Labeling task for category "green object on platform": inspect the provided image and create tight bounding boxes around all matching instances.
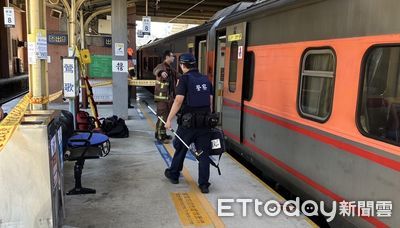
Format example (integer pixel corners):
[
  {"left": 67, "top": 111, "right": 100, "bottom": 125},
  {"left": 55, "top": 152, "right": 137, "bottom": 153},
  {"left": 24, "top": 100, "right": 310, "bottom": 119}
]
[{"left": 89, "top": 55, "right": 112, "bottom": 78}]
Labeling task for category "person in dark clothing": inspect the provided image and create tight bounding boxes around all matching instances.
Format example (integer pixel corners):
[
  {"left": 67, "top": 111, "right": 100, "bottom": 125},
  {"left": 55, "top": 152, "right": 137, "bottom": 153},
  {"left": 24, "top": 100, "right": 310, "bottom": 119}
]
[
  {"left": 164, "top": 53, "right": 214, "bottom": 193},
  {"left": 128, "top": 48, "right": 135, "bottom": 108},
  {"left": 153, "top": 50, "right": 180, "bottom": 142}
]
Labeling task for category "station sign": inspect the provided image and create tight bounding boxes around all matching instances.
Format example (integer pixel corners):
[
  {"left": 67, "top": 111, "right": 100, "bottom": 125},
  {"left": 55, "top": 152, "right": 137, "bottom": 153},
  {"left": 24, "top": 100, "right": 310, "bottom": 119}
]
[
  {"left": 48, "top": 34, "right": 68, "bottom": 45},
  {"left": 62, "top": 57, "right": 79, "bottom": 98},
  {"left": 104, "top": 37, "right": 112, "bottom": 47},
  {"left": 142, "top": 16, "right": 151, "bottom": 35},
  {"left": 3, "top": 7, "right": 15, "bottom": 28}
]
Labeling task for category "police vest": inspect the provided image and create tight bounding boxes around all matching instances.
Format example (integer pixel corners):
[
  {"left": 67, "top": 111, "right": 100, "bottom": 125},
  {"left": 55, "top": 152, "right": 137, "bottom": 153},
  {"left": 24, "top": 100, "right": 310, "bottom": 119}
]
[{"left": 184, "top": 71, "right": 211, "bottom": 108}]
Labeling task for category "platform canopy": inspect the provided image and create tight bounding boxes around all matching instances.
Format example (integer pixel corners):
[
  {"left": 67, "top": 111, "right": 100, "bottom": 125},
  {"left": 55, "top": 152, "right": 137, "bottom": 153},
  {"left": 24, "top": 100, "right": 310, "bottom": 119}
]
[{"left": 46, "top": 0, "right": 258, "bottom": 24}]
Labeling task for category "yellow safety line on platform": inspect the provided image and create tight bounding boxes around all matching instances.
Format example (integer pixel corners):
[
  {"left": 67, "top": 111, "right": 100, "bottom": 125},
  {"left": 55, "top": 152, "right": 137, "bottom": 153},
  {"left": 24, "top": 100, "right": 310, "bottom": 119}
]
[
  {"left": 170, "top": 192, "right": 213, "bottom": 226},
  {"left": 140, "top": 103, "right": 225, "bottom": 228}
]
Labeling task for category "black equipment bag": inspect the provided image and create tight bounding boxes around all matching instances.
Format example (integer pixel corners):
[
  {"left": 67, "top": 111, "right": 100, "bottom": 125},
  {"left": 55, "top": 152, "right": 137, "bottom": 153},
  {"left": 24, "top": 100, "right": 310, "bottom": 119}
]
[
  {"left": 55, "top": 110, "right": 75, "bottom": 152},
  {"left": 101, "top": 115, "right": 129, "bottom": 138},
  {"left": 209, "top": 128, "right": 226, "bottom": 175}
]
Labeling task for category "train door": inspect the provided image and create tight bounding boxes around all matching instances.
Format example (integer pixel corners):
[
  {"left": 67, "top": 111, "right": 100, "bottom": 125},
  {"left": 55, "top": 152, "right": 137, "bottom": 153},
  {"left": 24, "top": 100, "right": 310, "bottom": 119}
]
[
  {"left": 222, "top": 22, "right": 247, "bottom": 143},
  {"left": 215, "top": 36, "right": 226, "bottom": 119}
]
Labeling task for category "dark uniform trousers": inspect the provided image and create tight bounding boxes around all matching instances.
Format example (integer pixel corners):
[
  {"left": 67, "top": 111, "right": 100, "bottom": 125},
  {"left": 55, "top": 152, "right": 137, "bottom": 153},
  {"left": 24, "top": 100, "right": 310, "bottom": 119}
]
[
  {"left": 156, "top": 99, "right": 174, "bottom": 138},
  {"left": 170, "top": 126, "right": 211, "bottom": 186}
]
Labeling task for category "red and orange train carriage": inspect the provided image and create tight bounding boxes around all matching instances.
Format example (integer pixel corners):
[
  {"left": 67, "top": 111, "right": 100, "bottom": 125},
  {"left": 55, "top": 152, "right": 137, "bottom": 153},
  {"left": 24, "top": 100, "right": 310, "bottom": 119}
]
[{"left": 138, "top": 0, "right": 400, "bottom": 227}]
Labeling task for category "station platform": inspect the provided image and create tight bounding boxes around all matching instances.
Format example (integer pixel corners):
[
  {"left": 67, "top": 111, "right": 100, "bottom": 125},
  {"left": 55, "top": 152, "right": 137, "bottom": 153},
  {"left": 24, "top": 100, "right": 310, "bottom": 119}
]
[{"left": 54, "top": 88, "right": 317, "bottom": 227}]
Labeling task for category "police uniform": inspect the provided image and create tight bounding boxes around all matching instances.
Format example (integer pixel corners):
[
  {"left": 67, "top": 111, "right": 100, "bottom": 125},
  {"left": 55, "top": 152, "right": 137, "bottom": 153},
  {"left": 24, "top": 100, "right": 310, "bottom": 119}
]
[
  {"left": 153, "top": 61, "right": 179, "bottom": 140},
  {"left": 165, "top": 54, "right": 213, "bottom": 192}
]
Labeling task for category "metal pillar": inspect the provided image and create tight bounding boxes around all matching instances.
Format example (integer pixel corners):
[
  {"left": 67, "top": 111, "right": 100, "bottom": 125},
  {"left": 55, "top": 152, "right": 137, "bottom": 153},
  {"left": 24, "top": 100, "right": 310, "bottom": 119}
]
[
  {"left": 128, "top": 5, "right": 137, "bottom": 101},
  {"left": 112, "top": 0, "right": 128, "bottom": 119},
  {"left": 68, "top": 0, "right": 77, "bottom": 125},
  {"left": 80, "top": 10, "right": 88, "bottom": 108},
  {"left": 26, "top": 0, "right": 48, "bottom": 110}
]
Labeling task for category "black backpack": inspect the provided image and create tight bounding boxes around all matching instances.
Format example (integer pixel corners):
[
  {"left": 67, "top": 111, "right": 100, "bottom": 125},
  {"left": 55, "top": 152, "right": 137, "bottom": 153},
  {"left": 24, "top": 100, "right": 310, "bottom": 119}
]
[
  {"left": 209, "top": 128, "right": 226, "bottom": 175},
  {"left": 101, "top": 116, "right": 129, "bottom": 138}
]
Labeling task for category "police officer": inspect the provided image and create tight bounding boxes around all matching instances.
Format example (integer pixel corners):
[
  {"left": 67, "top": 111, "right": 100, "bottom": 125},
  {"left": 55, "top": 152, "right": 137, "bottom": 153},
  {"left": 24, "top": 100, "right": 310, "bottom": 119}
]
[
  {"left": 153, "top": 50, "right": 180, "bottom": 142},
  {"left": 164, "top": 53, "right": 213, "bottom": 193}
]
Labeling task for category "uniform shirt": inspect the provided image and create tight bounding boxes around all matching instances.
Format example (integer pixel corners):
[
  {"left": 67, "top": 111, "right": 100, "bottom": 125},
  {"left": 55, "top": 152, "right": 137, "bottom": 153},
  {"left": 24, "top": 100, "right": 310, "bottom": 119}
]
[{"left": 176, "top": 69, "right": 213, "bottom": 114}]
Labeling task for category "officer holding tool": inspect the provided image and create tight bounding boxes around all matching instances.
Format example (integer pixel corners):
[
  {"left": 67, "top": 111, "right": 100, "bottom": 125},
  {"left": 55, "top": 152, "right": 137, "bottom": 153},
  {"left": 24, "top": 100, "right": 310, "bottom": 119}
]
[{"left": 164, "top": 53, "right": 214, "bottom": 193}]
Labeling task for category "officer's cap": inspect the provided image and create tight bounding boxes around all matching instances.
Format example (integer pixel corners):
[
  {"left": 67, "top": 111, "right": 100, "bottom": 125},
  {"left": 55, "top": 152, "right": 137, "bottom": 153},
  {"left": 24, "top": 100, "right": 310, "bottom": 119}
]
[{"left": 179, "top": 53, "right": 196, "bottom": 65}]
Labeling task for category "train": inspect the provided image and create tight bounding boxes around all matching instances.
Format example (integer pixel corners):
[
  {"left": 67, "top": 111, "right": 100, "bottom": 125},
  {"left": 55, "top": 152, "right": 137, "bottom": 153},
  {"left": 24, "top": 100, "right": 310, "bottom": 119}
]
[
  {"left": 137, "top": 0, "right": 400, "bottom": 227},
  {"left": 0, "top": 75, "right": 29, "bottom": 105}
]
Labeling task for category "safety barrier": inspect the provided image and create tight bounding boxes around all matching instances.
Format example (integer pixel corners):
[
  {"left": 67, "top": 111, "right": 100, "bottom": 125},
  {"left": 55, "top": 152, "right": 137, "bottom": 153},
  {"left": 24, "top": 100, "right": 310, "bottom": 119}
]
[
  {"left": 81, "top": 79, "right": 156, "bottom": 88},
  {"left": 0, "top": 90, "right": 63, "bottom": 153}
]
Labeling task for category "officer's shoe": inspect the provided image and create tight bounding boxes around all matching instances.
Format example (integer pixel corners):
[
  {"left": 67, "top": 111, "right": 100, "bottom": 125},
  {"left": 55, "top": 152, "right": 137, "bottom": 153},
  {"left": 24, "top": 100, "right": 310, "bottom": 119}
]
[
  {"left": 199, "top": 184, "right": 210, "bottom": 194},
  {"left": 164, "top": 168, "right": 179, "bottom": 184}
]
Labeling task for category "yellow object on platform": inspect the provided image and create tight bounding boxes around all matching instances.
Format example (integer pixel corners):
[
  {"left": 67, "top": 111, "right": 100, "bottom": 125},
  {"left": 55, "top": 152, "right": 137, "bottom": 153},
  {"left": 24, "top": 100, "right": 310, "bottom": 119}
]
[
  {"left": 80, "top": 49, "right": 91, "bottom": 64},
  {"left": 0, "top": 95, "right": 30, "bottom": 152},
  {"left": 128, "top": 79, "right": 155, "bottom": 86},
  {"left": 29, "top": 90, "right": 63, "bottom": 104},
  {"left": 81, "top": 79, "right": 156, "bottom": 88},
  {"left": 170, "top": 192, "right": 212, "bottom": 226},
  {"left": 0, "top": 90, "right": 62, "bottom": 153},
  {"left": 81, "top": 80, "right": 113, "bottom": 88}
]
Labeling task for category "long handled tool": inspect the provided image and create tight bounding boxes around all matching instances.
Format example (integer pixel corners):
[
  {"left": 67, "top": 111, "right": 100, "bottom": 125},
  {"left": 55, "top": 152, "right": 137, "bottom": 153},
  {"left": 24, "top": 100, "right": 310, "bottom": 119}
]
[{"left": 146, "top": 104, "right": 203, "bottom": 157}]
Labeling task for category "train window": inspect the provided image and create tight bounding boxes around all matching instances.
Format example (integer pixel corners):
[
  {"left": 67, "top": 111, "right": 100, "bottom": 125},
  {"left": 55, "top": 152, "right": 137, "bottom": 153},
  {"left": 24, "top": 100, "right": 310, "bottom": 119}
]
[
  {"left": 299, "top": 49, "right": 336, "bottom": 122},
  {"left": 149, "top": 57, "right": 155, "bottom": 71},
  {"left": 229, "top": 41, "right": 238, "bottom": 92},
  {"left": 144, "top": 57, "right": 148, "bottom": 71},
  {"left": 358, "top": 45, "right": 400, "bottom": 146},
  {"left": 243, "top": 51, "right": 255, "bottom": 101}
]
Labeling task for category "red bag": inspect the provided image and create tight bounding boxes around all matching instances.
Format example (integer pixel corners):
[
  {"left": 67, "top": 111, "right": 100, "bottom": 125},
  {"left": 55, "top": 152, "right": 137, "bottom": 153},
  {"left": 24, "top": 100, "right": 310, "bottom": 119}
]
[{"left": 76, "top": 111, "right": 95, "bottom": 131}]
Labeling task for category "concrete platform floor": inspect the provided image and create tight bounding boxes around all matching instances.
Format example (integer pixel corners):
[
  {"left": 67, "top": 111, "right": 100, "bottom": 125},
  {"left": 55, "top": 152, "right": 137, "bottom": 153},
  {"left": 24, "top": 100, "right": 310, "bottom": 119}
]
[{"left": 52, "top": 88, "right": 316, "bottom": 228}]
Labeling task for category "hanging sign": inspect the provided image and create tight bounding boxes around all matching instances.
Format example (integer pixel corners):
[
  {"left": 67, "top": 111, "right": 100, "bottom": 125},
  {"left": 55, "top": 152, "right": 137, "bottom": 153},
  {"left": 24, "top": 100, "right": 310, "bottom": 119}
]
[
  {"left": 142, "top": 16, "right": 151, "bottom": 35},
  {"left": 3, "top": 7, "right": 15, "bottom": 27},
  {"left": 63, "top": 57, "right": 79, "bottom": 98}
]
